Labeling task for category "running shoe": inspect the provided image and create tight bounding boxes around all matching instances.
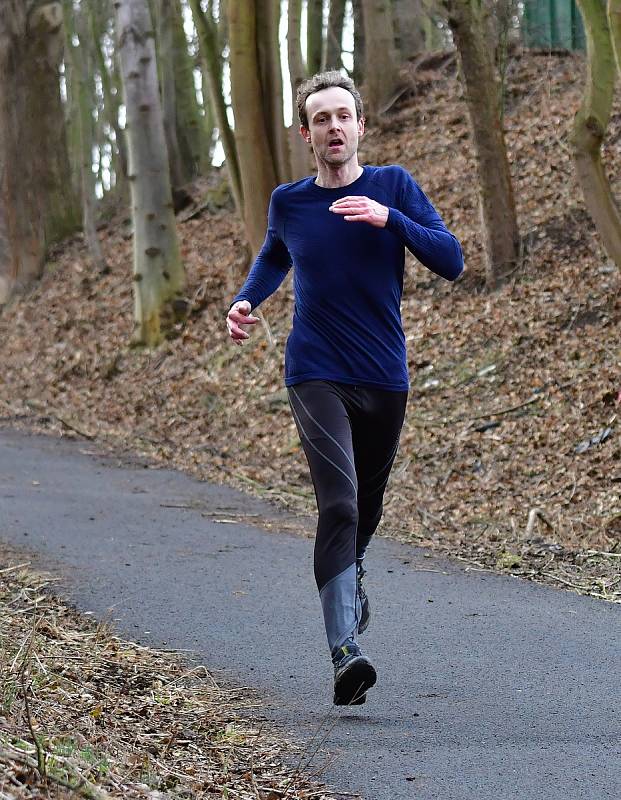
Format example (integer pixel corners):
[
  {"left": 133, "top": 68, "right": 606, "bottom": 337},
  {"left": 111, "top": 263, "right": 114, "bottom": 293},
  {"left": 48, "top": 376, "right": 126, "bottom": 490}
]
[
  {"left": 357, "top": 561, "right": 370, "bottom": 634},
  {"left": 332, "top": 640, "right": 377, "bottom": 706}
]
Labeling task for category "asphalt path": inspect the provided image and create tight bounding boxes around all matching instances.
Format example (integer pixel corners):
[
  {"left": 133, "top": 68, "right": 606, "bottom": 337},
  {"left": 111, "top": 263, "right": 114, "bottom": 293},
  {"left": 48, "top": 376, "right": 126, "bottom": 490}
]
[{"left": 0, "top": 429, "right": 619, "bottom": 800}]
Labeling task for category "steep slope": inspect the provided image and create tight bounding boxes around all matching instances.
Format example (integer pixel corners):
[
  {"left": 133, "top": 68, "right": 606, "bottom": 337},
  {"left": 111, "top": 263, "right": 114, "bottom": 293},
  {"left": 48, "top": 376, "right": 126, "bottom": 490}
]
[{"left": 0, "top": 50, "right": 619, "bottom": 600}]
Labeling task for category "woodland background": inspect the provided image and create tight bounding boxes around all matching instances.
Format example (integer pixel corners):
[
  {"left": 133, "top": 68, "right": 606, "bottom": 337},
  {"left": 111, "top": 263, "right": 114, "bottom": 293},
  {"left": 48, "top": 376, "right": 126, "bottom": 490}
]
[{"left": 0, "top": 0, "right": 620, "bottom": 605}]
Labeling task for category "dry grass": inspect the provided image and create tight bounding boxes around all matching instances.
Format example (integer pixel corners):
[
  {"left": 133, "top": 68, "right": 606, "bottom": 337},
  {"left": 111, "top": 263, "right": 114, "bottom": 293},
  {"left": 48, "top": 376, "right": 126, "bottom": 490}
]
[{"left": 0, "top": 558, "right": 343, "bottom": 800}]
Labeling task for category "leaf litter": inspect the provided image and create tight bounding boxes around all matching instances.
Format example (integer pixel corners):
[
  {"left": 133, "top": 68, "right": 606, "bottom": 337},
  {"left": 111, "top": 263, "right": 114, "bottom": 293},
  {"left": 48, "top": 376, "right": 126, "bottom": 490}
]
[
  {"left": 0, "top": 557, "right": 343, "bottom": 799},
  {"left": 0, "top": 50, "right": 619, "bottom": 606}
]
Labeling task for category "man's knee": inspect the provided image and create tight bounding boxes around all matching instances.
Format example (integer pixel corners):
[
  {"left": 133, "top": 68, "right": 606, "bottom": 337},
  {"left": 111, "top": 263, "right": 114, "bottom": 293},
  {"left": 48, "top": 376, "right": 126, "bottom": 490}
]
[{"left": 319, "top": 495, "right": 358, "bottom": 528}]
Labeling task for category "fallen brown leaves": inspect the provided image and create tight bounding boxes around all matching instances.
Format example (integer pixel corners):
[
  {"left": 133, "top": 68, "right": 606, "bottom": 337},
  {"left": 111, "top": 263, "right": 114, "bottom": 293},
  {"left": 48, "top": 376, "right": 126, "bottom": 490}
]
[
  {"left": 0, "top": 50, "right": 619, "bottom": 603},
  {"left": 0, "top": 559, "right": 341, "bottom": 799}
]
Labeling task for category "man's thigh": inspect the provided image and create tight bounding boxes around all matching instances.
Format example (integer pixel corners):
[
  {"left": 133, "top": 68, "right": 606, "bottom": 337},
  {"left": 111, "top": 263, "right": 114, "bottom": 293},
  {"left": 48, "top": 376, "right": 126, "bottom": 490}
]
[
  {"left": 351, "top": 387, "right": 408, "bottom": 495},
  {"left": 287, "top": 381, "right": 358, "bottom": 500}
]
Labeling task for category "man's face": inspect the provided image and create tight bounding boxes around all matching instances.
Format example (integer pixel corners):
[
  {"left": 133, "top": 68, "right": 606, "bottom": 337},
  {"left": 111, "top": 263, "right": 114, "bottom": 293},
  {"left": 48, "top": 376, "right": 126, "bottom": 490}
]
[{"left": 301, "top": 86, "right": 365, "bottom": 167}]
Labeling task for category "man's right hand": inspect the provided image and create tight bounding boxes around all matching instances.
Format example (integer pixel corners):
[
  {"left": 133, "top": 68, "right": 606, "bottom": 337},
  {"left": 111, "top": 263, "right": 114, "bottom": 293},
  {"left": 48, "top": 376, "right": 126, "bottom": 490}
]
[{"left": 226, "top": 300, "right": 259, "bottom": 346}]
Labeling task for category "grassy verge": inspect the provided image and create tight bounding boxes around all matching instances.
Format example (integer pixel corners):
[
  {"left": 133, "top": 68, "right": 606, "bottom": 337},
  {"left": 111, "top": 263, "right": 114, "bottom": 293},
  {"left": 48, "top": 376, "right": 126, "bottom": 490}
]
[{"left": 0, "top": 557, "right": 341, "bottom": 800}]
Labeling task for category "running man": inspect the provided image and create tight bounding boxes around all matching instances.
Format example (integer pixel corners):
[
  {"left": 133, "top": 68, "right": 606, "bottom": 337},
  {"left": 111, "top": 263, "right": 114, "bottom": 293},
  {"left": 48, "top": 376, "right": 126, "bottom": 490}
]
[{"left": 226, "top": 71, "right": 463, "bottom": 705}]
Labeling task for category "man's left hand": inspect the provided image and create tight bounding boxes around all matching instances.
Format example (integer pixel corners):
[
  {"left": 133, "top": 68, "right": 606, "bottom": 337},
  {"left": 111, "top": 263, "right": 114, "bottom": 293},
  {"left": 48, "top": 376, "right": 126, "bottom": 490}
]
[{"left": 329, "top": 196, "right": 389, "bottom": 228}]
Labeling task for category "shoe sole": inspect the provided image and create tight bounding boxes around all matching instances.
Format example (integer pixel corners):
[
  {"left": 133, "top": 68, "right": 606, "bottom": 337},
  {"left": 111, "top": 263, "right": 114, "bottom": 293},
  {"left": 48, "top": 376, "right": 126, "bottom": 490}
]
[
  {"left": 333, "top": 656, "right": 377, "bottom": 706},
  {"left": 358, "top": 610, "right": 369, "bottom": 635}
]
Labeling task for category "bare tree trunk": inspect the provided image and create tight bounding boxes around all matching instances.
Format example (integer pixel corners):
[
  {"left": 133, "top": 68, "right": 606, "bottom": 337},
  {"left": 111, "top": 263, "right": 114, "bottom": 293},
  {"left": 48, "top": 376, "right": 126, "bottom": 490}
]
[
  {"left": 0, "top": 0, "right": 78, "bottom": 303},
  {"left": 228, "top": 0, "right": 277, "bottom": 256},
  {"left": 307, "top": 0, "right": 323, "bottom": 75},
  {"left": 65, "top": 0, "right": 108, "bottom": 273},
  {"left": 115, "top": 0, "right": 184, "bottom": 347},
  {"left": 353, "top": 0, "right": 366, "bottom": 85},
  {"left": 287, "top": 0, "right": 313, "bottom": 179},
  {"left": 325, "top": 0, "right": 346, "bottom": 69},
  {"left": 393, "top": 0, "right": 426, "bottom": 59},
  {"left": 188, "top": 0, "right": 243, "bottom": 213},
  {"left": 257, "top": 0, "right": 291, "bottom": 184},
  {"left": 170, "top": 0, "right": 204, "bottom": 177},
  {"left": 361, "top": 0, "right": 400, "bottom": 116},
  {"left": 445, "top": 0, "right": 520, "bottom": 287},
  {"left": 90, "top": 3, "right": 128, "bottom": 178},
  {"left": 566, "top": 0, "right": 621, "bottom": 269},
  {"left": 157, "top": 0, "right": 187, "bottom": 193}
]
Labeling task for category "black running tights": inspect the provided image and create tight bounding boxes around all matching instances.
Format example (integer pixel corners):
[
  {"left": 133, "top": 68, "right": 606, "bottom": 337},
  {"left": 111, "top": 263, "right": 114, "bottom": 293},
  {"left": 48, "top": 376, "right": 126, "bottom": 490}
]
[{"left": 287, "top": 380, "right": 408, "bottom": 653}]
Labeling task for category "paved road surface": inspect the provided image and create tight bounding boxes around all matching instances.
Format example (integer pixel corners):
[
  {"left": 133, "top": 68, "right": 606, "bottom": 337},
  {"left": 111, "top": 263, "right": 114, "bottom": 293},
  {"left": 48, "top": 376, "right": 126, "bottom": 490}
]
[{"left": 0, "top": 429, "right": 619, "bottom": 800}]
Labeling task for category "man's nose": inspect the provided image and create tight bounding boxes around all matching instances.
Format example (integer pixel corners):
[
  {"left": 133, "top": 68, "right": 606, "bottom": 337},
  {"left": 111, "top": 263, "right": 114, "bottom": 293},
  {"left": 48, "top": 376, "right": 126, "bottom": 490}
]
[{"left": 328, "top": 117, "right": 342, "bottom": 132}]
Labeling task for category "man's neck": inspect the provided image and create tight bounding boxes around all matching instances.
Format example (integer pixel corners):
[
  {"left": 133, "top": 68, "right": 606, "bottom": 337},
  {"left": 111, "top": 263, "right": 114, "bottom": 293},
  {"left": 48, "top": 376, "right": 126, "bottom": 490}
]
[{"left": 314, "top": 159, "right": 363, "bottom": 189}]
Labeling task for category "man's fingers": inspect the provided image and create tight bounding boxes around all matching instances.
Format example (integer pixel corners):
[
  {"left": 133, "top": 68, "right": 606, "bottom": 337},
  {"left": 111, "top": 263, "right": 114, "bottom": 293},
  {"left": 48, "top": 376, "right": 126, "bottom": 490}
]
[
  {"left": 330, "top": 195, "right": 367, "bottom": 205},
  {"left": 330, "top": 205, "right": 367, "bottom": 215},
  {"left": 344, "top": 214, "right": 371, "bottom": 222},
  {"left": 229, "top": 325, "right": 249, "bottom": 339},
  {"left": 229, "top": 310, "right": 259, "bottom": 324}
]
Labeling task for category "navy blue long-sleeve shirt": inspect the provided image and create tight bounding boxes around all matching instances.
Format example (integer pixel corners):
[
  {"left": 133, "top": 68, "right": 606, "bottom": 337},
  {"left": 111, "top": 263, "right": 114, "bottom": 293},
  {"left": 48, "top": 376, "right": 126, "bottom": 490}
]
[{"left": 231, "top": 164, "right": 463, "bottom": 391}]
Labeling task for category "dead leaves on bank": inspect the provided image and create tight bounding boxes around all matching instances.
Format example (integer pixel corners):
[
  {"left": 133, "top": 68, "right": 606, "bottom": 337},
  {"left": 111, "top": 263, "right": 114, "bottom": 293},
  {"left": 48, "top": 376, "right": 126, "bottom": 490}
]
[
  {"left": 0, "top": 51, "right": 619, "bottom": 602},
  {"left": 0, "top": 562, "right": 339, "bottom": 799}
]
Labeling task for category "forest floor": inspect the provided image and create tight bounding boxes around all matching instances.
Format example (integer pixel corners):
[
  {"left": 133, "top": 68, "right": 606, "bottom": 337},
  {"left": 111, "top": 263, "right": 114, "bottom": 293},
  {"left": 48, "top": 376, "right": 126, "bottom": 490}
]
[
  {"left": 0, "top": 49, "right": 619, "bottom": 603},
  {"left": 0, "top": 554, "right": 340, "bottom": 799}
]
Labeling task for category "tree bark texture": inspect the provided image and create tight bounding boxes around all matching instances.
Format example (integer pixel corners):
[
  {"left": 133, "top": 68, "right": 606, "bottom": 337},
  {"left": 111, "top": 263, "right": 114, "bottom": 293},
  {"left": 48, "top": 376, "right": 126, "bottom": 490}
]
[
  {"left": 189, "top": 0, "right": 243, "bottom": 213},
  {"left": 157, "top": 0, "right": 187, "bottom": 189},
  {"left": 393, "top": 0, "right": 426, "bottom": 59},
  {"left": 115, "top": 0, "right": 184, "bottom": 347},
  {"left": 228, "top": 0, "right": 278, "bottom": 256},
  {"left": 287, "top": 0, "right": 314, "bottom": 179},
  {"left": 353, "top": 0, "right": 365, "bottom": 85},
  {"left": 90, "top": 2, "right": 128, "bottom": 178},
  {"left": 0, "top": 0, "right": 77, "bottom": 303},
  {"left": 170, "top": 0, "right": 206, "bottom": 176},
  {"left": 567, "top": 0, "right": 621, "bottom": 269},
  {"left": 445, "top": 0, "right": 520, "bottom": 287},
  {"left": 257, "top": 0, "right": 291, "bottom": 184},
  {"left": 325, "top": 0, "right": 346, "bottom": 69},
  {"left": 307, "top": 0, "right": 323, "bottom": 75},
  {"left": 361, "top": 0, "right": 400, "bottom": 116},
  {"left": 65, "top": 0, "right": 108, "bottom": 273}
]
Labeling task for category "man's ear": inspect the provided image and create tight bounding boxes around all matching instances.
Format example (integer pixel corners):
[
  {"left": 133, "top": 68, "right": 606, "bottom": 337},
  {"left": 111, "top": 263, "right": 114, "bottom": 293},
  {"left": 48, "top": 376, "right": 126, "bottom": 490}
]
[
  {"left": 300, "top": 124, "right": 311, "bottom": 144},
  {"left": 358, "top": 116, "right": 366, "bottom": 137}
]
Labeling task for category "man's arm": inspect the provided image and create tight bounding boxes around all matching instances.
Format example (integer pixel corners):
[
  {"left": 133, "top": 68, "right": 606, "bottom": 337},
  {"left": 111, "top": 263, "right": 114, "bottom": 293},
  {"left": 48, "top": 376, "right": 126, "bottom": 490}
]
[
  {"left": 329, "top": 167, "right": 464, "bottom": 281},
  {"left": 230, "top": 230, "right": 293, "bottom": 310},
  {"left": 230, "top": 191, "right": 293, "bottom": 310},
  {"left": 227, "top": 192, "right": 293, "bottom": 345},
  {"left": 386, "top": 168, "right": 463, "bottom": 280}
]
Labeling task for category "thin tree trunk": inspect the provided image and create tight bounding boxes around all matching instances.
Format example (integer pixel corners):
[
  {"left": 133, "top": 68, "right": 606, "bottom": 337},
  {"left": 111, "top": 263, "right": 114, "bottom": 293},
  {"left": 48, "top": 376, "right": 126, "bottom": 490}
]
[
  {"left": 353, "top": 0, "right": 365, "bottom": 85},
  {"left": 115, "top": 0, "right": 184, "bottom": 347},
  {"left": 0, "top": 0, "right": 78, "bottom": 303},
  {"left": 393, "top": 0, "right": 426, "bottom": 59},
  {"left": 567, "top": 0, "right": 621, "bottom": 269},
  {"left": 361, "top": 0, "right": 400, "bottom": 115},
  {"left": 257, "top": 0, "right": 291, "bottom": 184},
  {"left": 157, "top": 0, "right": 186, "bottom": 190},
  {"left": 307, "top": 0, "right": 323, "bottom": 75},
  {"left": 325, "top": 0, "right": 346, "bottom": 69},
  {"left": 287, "top": 0, "right": 313, "bottom": 179},
  {"left": 188, "top": 0, "right": 243, "bottom": 213},
  {"left": 170, "top": 0, "right": 204, "bottom": 177},
  {"left": 445, "top": 0, "right": 520, "bottom": 286},
  {"left": 65, "top": 0, "right": 108, "bottom": 273},
  {"left": 90, "top": 5, "right": 128, "bottom": 177},
  {"left": 228, "top": 0, "right": 277, "bottom": 256}
]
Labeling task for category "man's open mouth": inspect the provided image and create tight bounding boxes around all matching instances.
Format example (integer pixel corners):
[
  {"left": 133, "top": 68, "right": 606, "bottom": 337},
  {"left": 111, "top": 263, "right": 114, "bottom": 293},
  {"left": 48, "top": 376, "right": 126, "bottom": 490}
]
[{"left": 328, "top": 138, "right": 344, "bottom": 148}]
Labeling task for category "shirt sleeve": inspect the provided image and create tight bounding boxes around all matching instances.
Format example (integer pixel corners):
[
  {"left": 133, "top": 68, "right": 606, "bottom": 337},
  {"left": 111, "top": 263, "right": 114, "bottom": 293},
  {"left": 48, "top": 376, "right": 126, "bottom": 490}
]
[
  {"left": 384, "top": 167, "right": 464, "bottom": 281},
  {"left": 230, "top": 190, "right": 293, "bottom": 310}
]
